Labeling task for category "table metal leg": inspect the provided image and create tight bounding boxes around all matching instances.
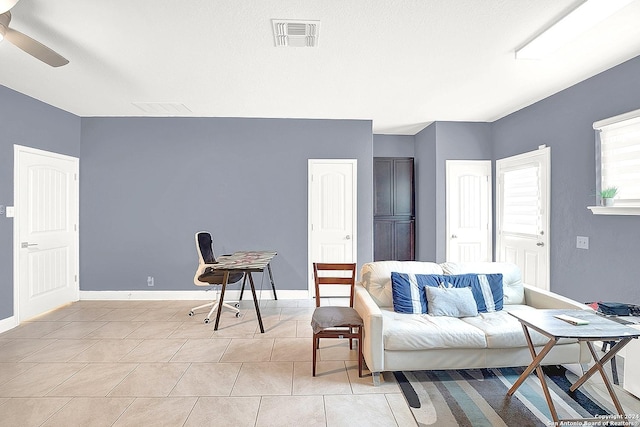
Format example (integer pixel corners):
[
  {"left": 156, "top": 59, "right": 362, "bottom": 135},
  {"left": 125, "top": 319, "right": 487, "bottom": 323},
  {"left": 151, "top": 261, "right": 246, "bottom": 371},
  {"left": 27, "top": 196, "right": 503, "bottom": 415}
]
[
  {"left": 571, "top": 338, "right": 632, "bottom": 391},
  {"left": 239, "top": 274, "right": 248, "bottom": 301},
  {"left": 508, "top": 326, "right": 558, "bottom": 396},
  {"left": 213, "top": 271, "right": 230, "bottom": 331},
  {"left": 267, "top": 264, "right": 278, "bottom": 300},
  {"left": 568, "top": 340, "right": 630, "bottom": 421},
  {"left": 248, "top": 273, "right": 265, "bottom": 333},
  {"left": 535, "top": 364, "right": 560, "bottom": 424},
  {"left": 508, "top": 325, "right": 560, "bottom": 423}
]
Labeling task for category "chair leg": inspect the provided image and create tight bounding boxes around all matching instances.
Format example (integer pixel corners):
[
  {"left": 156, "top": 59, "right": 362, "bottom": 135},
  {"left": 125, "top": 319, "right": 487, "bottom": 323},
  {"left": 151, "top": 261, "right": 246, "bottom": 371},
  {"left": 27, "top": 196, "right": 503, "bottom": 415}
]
[
  {"left": 206, "top": 301, "right": 239, "bottom": 320},
  {"left": 190, "top": 301, "right": 215, "bottom": 313},
  {"left": 357, "top": 328, "right": 363, "bottom": 377},
  {"left": 312, "top": 335, "right": 318, "bottom": 376}
]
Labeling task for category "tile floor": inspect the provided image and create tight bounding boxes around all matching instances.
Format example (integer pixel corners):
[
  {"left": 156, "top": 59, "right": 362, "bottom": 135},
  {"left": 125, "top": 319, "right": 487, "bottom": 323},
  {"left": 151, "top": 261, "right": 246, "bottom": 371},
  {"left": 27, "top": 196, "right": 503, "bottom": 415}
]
[{"left": 0, "top": 298, "right": 416, "bottom": 427}]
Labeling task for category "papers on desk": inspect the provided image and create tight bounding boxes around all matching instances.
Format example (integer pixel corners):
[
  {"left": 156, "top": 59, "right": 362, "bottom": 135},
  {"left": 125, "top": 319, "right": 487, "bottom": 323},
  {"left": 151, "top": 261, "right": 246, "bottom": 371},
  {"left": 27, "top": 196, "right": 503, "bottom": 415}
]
[{"left": 554, "top": 314, "right": 589, "bottom": 326}]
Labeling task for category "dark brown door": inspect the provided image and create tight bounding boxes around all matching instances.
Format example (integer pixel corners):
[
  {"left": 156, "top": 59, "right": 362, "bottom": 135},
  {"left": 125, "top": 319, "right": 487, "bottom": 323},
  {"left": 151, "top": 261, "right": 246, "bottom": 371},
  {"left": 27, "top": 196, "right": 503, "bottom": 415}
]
[{"left": 373, "top": 158, "right": 415, "bottom": 261}]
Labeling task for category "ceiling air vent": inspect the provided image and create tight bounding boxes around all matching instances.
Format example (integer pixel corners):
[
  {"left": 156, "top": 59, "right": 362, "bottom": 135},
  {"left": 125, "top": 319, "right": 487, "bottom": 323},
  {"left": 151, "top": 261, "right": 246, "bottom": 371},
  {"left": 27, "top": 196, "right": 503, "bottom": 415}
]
[{"left": 272, "top": 20, "right": 320, "bottom": 47}]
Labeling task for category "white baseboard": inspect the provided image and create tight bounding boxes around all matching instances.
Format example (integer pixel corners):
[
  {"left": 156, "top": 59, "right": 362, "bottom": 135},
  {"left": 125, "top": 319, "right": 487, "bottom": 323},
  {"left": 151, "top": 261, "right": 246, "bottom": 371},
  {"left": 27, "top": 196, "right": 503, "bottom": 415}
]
[
  {"left": 0, "top": 315, "right": 18, "bottom": 334},
  {"left": 79, "top": 289, "right": 311, "bottom": 301}
]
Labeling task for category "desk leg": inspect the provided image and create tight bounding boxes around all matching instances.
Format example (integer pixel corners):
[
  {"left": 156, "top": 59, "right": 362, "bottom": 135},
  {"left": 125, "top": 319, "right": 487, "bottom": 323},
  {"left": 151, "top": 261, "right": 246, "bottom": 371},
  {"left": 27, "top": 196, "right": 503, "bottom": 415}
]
[
  {"left": 213, "top": 271, "right": 229, "bottom": 331},
  {"left": 508, "top": 325, "right": 560, "bottom": 423},
  {"left": 508, "top": 327, "right": 558, "bottom": 395},
  {"left": 571, "top": 338, "right": 631, "bottom": 392},
  {"left": 568, "top": 340, "right": 631, "bottom": 420},
  {"left": 239, "top": 274, "right": 248, "bottom": 301},
  {"left": 267, "top": 264, "right": 278, "bottom": 300},
  {"left": 248, "top": 273, "right": 265, "bottom": 333}
]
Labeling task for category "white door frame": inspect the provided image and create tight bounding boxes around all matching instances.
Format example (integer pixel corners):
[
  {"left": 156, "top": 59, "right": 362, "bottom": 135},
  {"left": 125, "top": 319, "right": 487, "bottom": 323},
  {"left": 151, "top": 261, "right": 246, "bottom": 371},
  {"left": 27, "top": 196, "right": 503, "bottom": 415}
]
[
  {"left": 308, "top": 159, "right": 357, "bottom": 297},
  {"left": 13, "top": 144, "right": 80, "bottom": 321}
]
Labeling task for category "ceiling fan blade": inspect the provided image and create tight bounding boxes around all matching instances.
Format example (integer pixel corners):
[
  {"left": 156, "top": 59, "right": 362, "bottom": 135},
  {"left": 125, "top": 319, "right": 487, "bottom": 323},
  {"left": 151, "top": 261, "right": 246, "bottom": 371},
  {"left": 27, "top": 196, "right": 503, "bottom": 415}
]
[
  {"left": 0, "top": 0, "right": 18, "bottom": 14},
  {"left": 5, "top": 27, "right": 68, "bottom": 67}
]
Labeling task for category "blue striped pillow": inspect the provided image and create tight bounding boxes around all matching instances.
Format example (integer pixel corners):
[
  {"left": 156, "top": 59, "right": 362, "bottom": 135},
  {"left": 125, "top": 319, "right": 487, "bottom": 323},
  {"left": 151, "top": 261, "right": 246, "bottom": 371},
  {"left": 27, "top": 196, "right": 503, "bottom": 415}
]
[
  {"left": 435, "top": 274, "right": 504, "bottom": 313},
  {"left": 391, "top": 272, "right": 433, "bottom": 314},
  {"left": 391, "top": 272, "right": 503, "bottom": 314}
]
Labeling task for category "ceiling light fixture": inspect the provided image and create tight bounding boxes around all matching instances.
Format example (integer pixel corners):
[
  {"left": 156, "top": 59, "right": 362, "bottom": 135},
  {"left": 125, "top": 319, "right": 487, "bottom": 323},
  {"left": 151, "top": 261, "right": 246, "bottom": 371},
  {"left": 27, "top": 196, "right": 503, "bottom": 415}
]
[{"left": 515, "top": 0, "right": 635, "bottom": 60}]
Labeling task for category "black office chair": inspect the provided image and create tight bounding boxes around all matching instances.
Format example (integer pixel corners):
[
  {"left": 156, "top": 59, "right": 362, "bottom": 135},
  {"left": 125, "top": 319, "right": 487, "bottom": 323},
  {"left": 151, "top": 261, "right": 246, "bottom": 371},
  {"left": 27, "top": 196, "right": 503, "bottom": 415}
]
[{"left": 189, "top": 231, "right": 245, "bottom": 323}]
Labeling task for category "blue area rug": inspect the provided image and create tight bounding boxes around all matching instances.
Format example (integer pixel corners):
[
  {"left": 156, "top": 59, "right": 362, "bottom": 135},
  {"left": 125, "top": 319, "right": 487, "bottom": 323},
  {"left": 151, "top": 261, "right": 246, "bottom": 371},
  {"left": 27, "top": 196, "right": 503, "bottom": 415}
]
[{"left": 394, "top": 365, "right": 638, "bottom": 426}]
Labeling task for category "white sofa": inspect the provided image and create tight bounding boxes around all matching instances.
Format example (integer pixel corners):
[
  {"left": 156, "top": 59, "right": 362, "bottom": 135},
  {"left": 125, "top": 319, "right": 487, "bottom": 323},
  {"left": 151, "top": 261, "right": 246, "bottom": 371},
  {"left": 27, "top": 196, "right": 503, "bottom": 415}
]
[{"left": 353, "top": 261, "right": 593, "bottom": 385}]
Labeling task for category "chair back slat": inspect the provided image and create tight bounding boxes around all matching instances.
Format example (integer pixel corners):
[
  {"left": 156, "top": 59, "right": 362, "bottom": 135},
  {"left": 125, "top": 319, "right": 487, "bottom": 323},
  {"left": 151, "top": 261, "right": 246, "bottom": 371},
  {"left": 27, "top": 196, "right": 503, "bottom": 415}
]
[{"left": 313, "top": 262, "right": 357, "bottom": 307}]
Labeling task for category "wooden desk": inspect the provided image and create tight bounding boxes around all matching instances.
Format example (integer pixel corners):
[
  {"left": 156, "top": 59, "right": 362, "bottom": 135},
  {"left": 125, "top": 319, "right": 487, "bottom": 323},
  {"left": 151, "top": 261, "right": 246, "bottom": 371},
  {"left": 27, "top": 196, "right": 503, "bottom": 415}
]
[
  {"left": 508, "top": 309, "right": 640, "bottom": 425},
  {"left": 209, "top": 251, "right": 277, "bottom": 333}
]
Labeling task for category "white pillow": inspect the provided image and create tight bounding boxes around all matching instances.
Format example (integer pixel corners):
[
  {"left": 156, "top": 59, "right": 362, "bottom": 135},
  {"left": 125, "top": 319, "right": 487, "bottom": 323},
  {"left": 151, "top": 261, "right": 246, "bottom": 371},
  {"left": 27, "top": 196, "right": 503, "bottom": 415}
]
[{"left": 426, "top": 286, "right": 479, "bottom": 318}]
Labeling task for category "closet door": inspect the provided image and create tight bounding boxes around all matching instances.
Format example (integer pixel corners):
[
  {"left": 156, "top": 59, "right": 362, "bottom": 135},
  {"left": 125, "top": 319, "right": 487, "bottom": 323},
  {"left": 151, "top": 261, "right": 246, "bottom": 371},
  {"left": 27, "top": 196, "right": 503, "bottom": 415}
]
[{"left": 373, "top": 158, "right": 415, "bottom": 261}]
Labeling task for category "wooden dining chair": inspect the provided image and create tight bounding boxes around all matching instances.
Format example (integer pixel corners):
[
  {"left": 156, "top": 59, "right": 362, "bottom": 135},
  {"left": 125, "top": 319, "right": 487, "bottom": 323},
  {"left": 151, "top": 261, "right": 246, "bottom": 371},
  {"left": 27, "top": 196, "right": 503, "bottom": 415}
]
[{"left": 311, "top": 262, "right": 363, "bottom": 377}]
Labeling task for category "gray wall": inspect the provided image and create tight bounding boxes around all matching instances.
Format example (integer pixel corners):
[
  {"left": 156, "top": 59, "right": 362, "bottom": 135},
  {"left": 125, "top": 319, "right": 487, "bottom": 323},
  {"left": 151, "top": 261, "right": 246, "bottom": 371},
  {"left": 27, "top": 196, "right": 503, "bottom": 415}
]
[
  {"left": 0, "top": 86, "right": 81, "bottom": 320},
  {"left": 433, "top": 122, "right": 493, "bottom": 262},
  {"left": 80, "top": 117, "right": 374, "bottom": 293},
  {"left": 492, "top": 55, "right": 640, "bottom": 304},
  {"left": 3, "top": 52, "right": 640, "bottom": 321},
  {"left": 373, "top": 134, "right": 415, "bottom": 157},
  {"left": 414, "top": 124, "right": 437, "bottom": 261},
  {"left": 414, "top": 122, "right": 492, "bottom": 262}
]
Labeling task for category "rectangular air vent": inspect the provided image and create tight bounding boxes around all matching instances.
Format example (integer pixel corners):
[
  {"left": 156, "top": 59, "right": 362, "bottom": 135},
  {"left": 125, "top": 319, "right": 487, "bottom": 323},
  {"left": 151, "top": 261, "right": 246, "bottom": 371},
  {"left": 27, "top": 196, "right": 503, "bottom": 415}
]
[{"left": 272, "top": 20, "right": 320, "bottom": 47}]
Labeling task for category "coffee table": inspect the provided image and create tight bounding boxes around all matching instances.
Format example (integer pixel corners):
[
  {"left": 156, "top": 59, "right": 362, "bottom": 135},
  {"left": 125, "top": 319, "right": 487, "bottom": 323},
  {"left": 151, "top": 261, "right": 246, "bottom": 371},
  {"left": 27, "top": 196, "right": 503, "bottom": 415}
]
[{"left": 508, "top": 309, "right": 640, "bottom": 425}]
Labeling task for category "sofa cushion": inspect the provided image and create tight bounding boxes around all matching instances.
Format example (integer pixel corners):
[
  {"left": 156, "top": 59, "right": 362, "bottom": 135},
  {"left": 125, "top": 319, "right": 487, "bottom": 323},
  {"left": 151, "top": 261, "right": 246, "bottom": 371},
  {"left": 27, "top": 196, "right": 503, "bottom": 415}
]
[
  {"left": 360, "top": 261, "right": 443, "bottom": 308},
  {"left": 426, "top": 285, "right": 478, "bottom": 317},
  {"left": 381, "top": 309, "right": 487, "bottom": 351},
  {"left": 460, "top": 305, "right": 550, "bottom": 348},
  {"left": 440, "top": 262, "right": 525, "bottom": 305}
]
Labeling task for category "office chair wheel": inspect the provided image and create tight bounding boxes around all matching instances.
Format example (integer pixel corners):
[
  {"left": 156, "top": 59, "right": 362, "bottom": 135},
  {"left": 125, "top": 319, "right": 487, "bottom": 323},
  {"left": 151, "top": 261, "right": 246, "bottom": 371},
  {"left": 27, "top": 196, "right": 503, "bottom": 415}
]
[
  {"left": 204, "top": 318, "right": 210, "bottom": 324},
  {"left": 235, "top": 312, "right": 242, "bottom": 318},
  {"left": 234, "top": 303, "right": 241, "bottom": 308},
  {"left": 188, "top": 311, "right": 195, "bottom": 317}
]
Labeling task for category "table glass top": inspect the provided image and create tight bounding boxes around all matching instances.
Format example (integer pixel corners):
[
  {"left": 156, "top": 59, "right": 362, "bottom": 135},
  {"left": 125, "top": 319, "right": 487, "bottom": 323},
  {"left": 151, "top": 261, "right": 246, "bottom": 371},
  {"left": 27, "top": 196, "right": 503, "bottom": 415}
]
[
  {"left": 509, "top": 309, "right": 640, "bottom": 339},
  {"left": 211, "top": 251, "right": 277, "bottom": 270}
]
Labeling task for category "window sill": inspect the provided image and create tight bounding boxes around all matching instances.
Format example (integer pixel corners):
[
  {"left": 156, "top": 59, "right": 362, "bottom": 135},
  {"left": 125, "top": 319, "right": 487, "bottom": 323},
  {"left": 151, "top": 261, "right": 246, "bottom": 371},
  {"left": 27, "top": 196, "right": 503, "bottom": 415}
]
[{"left": 587, "top": 206, "right": 640, "bottom": 216}]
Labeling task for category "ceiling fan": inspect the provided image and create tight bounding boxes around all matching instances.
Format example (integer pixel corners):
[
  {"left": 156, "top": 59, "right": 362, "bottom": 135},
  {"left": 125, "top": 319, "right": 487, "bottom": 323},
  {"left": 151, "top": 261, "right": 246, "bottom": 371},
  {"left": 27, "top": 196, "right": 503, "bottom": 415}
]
[{"left": 0, "top": 0, "right": 68, "bottom": 67}]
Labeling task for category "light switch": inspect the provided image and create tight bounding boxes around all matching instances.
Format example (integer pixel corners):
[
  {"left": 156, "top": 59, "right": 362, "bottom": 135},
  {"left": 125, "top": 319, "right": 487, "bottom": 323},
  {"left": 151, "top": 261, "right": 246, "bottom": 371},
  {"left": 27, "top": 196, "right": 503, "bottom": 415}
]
[{"left": 6, "top": 206, "right": 14, "bottom": 218}]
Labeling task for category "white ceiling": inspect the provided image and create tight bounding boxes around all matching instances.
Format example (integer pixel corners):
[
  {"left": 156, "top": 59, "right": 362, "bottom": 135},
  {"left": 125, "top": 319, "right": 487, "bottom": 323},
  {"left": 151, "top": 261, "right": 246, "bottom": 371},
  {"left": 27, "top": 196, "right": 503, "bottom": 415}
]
[{"left": 2, "top": 0, "right": 640, "bottom": 135}]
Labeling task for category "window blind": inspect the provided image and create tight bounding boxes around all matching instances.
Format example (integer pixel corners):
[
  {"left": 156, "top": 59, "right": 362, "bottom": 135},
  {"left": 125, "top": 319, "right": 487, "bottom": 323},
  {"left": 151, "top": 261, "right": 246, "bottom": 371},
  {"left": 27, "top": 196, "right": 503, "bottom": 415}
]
[
  {"left": 595, "top": 110, "right": 640, "bottom": 204},
  {"left": 502, "top": 166, "right": 540, "bottom": 235}
]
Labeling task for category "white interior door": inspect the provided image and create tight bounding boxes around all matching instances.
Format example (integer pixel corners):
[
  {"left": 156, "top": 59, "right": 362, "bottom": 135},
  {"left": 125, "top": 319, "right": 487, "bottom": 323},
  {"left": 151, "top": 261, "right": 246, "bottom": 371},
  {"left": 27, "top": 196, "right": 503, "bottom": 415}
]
[
  {"left": 446, "top": 160, "right": 492, "bottom": 262},
  {"left": 496, "top": 147, "right": 550, "bottom": 290},
  {"left": 308, "top": 159, "right": 357, "bottom": 297},
  {"left": 14, "top": 145, "right": 79, "bottom": 321}
]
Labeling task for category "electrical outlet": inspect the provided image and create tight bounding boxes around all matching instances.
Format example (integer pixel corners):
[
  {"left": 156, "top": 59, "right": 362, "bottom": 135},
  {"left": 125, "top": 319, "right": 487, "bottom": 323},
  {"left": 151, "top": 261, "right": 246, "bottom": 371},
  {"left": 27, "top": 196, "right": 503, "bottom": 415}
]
[
  {"left": 576, "top": 236, "right": 589, "bottom": 250},
  {"left": 147, "top": 276, "right": 154, "bottom": 287}
]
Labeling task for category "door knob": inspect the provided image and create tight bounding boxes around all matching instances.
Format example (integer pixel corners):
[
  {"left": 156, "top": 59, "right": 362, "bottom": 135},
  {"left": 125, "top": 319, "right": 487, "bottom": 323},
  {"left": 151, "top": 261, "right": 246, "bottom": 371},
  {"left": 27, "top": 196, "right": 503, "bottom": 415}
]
[
  {"left": 21, "top": 242, "right": 38, "bottom": 248},
  {"left": 345, "top": 235, "right": 351, "bottom": 240},
  {"left": 451, "top": 235, "right": 458, "bottom": 239},
  {"left": 536, "top": 242, "right": 544, "bottom": 247}
]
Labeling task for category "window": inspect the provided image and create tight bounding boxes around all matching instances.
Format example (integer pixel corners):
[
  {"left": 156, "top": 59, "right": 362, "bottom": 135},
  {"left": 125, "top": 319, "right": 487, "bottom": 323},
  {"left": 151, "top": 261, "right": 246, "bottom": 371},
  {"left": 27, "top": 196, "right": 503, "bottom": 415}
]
[
  {"left": 501, "top": 166, "right": 541, "bottom": 236},
  {"left": 593, "top": 108, "right": 640, "bottom": 209}
]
